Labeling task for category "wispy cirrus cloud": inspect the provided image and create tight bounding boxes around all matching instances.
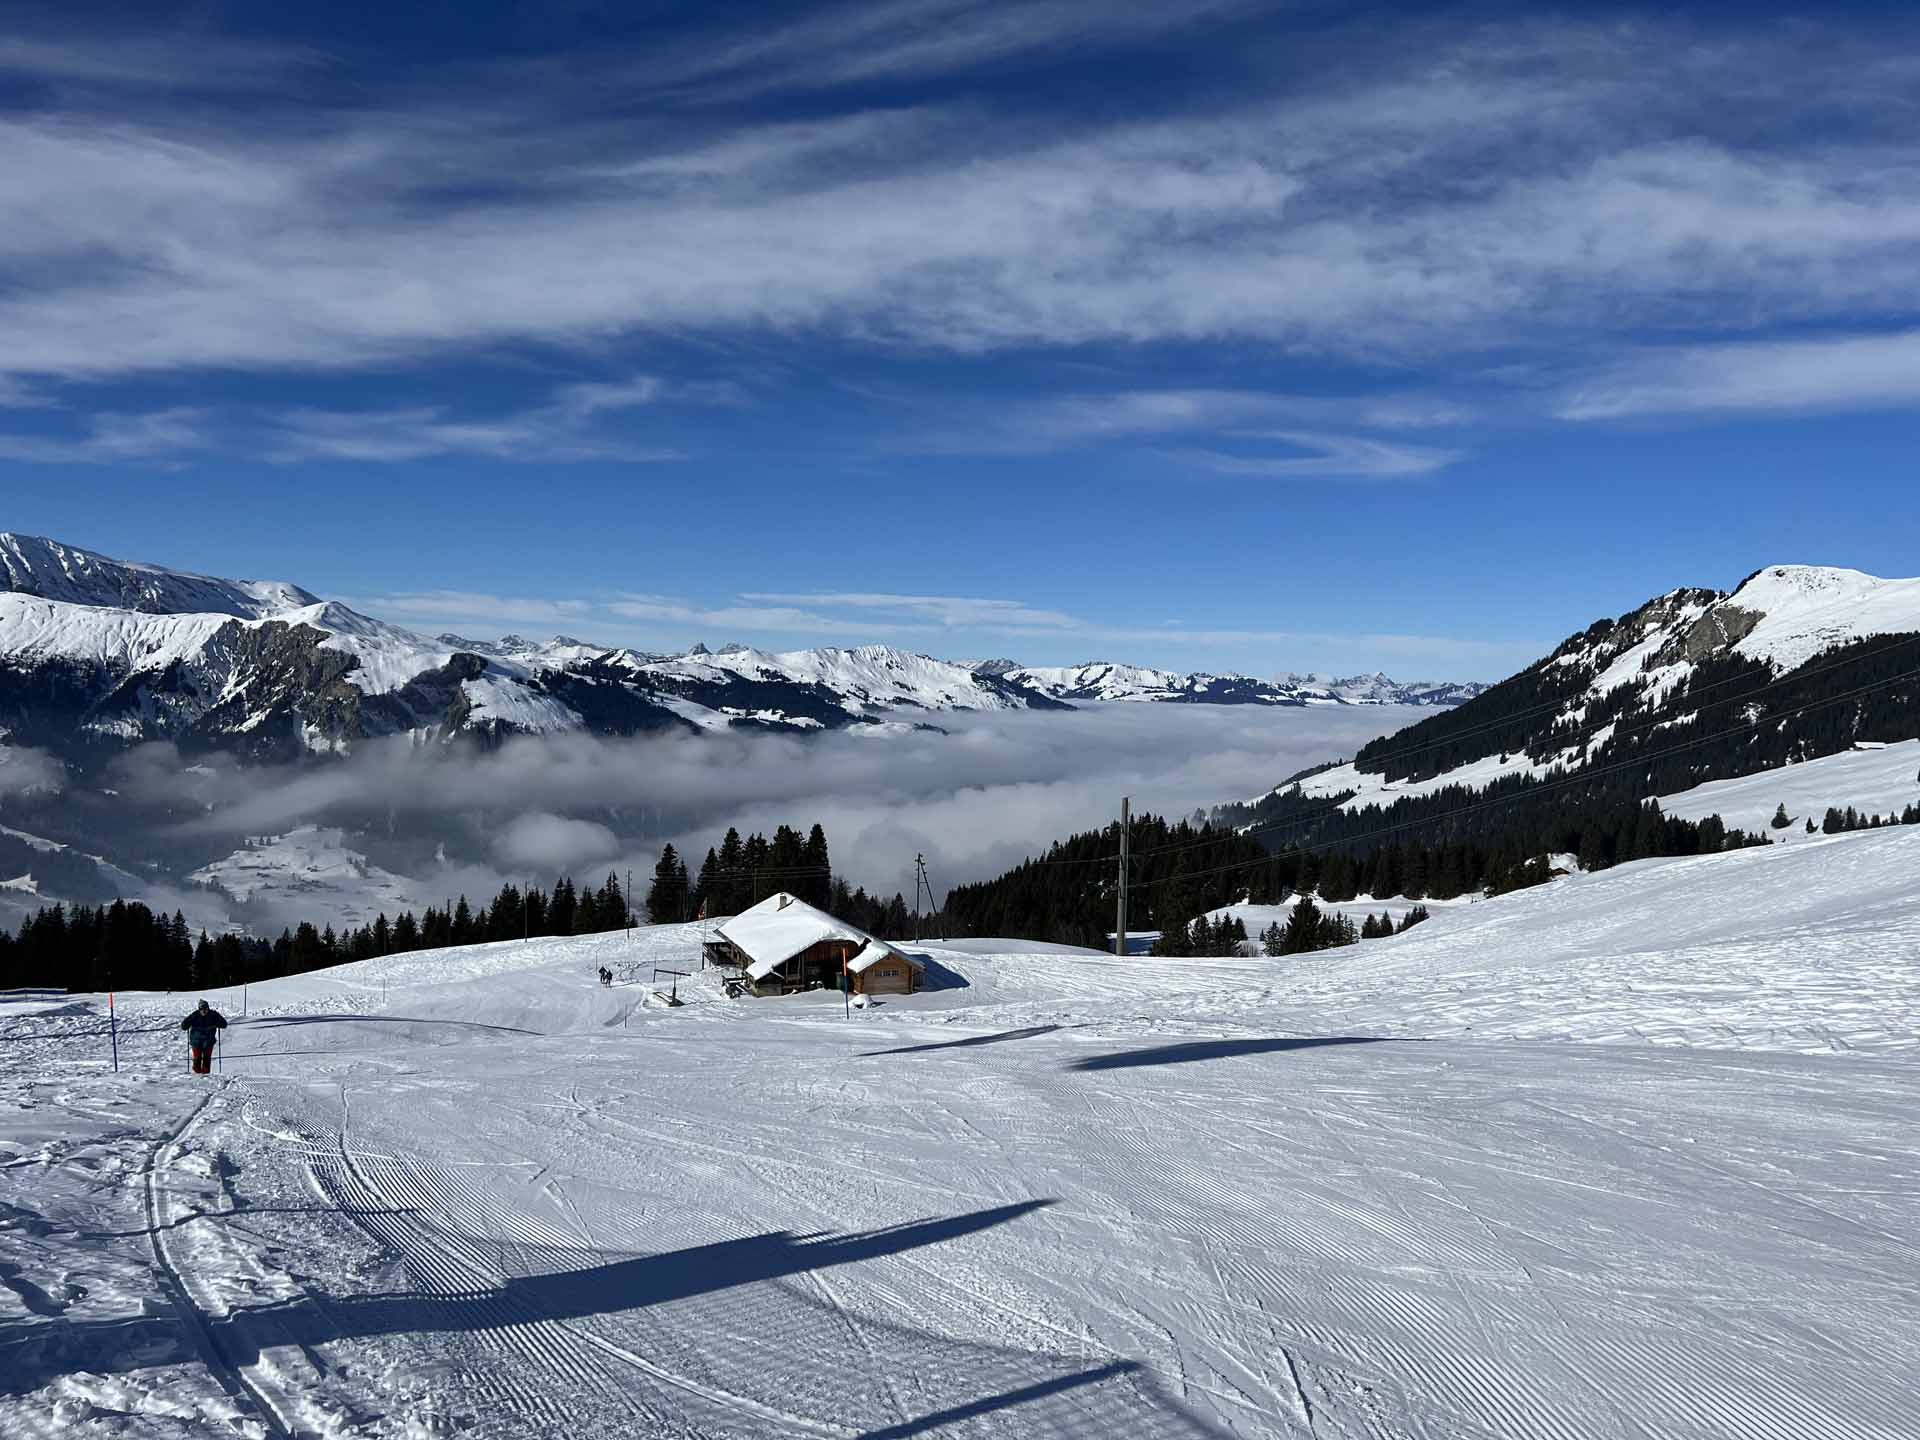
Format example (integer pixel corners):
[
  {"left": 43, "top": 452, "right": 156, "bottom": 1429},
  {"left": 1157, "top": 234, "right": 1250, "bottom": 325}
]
[
  {"left": 905, "top": 388, "right": 1475, "bottom": 459},
  {"left": 344, "top": 584, "right": 1532, "bottom": 668},
  {"left": 345, "top": 591, "right": 599, "bottom": 633},
  {"left": 1167, "top": 431, "right": 1464, "bottom": 479},
  {"left": 0, "top": 373, "right": 730, "bottom": 467},
  {"left": 5, "top": 19, "right": 1920, "bottom": 391},
  {"left": 0, "top": 407, "right": 211, "bottom": 464},
  {"left": 642, "top": 0, "right": 1267, "bottom": 101},
  {"left": 1558, "top": 328, "right": 1920, "bottom": 420},
  {"left": 606, "top": 594, "right": 921, "bottom": 636},
  {"left": 264, "top": 374, "right": 721, "bottom": 463},
  {"left": 739, "top": 592, "right": 1081, "bottom": 629},
  {"left": 0, "top": 31, "right": 320, "bottom": 91}
]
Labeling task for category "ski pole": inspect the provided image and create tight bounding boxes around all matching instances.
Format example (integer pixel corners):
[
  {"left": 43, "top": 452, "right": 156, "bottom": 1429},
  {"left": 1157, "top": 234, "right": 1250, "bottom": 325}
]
[{"left": 109, "top": 991, "right": 118, "bottom": 1073}]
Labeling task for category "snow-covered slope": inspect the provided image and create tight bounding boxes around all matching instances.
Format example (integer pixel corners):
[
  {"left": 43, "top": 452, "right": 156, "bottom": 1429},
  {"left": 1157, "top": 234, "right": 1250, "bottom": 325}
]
[
  {"left": 0, "top": 532, "right": 315, "bottom": 618},
  {"left": 1719, "top": 563, "right": 1920, "bottom": 670},
  {"left": 1235, "top": 563, "right": 1920, "bottom": 825},
  {"left": 188, "top": 826, "right": 429, "bottom": 929},
  {"left": 632, "top": 642, "right": 1061, "bottom": 721},
  {"left": 4, "top": 826, "right": 1916, "bottom": 1438},
  {"left": 1658, "top": 738, "right": 1920, "bottom": 836}
]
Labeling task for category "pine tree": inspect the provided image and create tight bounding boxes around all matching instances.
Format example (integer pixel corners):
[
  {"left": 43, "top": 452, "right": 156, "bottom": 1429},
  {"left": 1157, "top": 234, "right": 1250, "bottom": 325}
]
[
  {"left": 1770, "top": 802, "right": 1791, "bottom": 829},
  {"left": 647, "top": 845, "right": 690, "bottom": 924},
  {"left": 802, "top": 824, "right": 831, "bottom": 907},
  {"left": 1152, "top": 918, "right": 1193, "bottom": 957},
  {"left": 1280, "top": 897, "right": 1323, "bottom": 955},
  {"left": 549, "top": 878, "right": 577, "bottom": 936}
]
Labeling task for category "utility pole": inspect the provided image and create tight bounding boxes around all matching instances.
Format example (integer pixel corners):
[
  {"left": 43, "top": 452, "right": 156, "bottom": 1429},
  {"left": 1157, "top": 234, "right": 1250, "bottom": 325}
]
[
  {"left": 918, "top": 857, "right": 944, "bottom": 941},
  {"left": 913, "top": 853, "right": 925, "bottom": 941},
  {"left": 1115, "top": 796, "right": 1130, "bottom": 958}
]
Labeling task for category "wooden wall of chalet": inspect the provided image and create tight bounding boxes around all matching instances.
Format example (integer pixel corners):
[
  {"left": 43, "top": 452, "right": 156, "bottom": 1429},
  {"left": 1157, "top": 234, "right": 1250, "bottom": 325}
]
[{"left": 853, "top": 958, "right": 918, "bottom": 996}]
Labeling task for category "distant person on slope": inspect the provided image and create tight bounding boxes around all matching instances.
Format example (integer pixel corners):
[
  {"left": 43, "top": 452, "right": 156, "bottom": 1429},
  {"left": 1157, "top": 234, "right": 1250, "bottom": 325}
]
[{"left": 180, "top": 999, "right": 228, "bottom": 1074}]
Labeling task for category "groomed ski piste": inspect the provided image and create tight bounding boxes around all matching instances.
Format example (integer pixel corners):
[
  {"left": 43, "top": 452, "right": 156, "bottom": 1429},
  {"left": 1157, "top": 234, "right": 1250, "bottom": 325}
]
[{"left": 4, "top": 826, "right": 1917, "bottom": 1438}]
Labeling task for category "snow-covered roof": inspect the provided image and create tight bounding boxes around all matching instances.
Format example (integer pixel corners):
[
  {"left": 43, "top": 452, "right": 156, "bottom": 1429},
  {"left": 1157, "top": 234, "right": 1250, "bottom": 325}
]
[
  {"left": 847, "top": 938, "right": 922, "bottom": 976},
  {"left": 717, "top": 893, "right": 877, "bottom": 981}
]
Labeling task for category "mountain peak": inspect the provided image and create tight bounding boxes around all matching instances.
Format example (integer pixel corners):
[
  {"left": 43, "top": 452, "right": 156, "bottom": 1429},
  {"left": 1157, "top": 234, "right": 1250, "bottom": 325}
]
[{"left": 0, "top": 533, "right": 318, "bottom": 620}]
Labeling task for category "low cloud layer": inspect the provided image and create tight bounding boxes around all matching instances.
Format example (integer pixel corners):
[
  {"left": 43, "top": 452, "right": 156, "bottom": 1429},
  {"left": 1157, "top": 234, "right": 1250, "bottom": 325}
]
[
  {"left": 97, "top": 706, "right": 1414, "bottom": 927},
  {"left": 0, "top": 744, "right": 63, "bottom": 799}
]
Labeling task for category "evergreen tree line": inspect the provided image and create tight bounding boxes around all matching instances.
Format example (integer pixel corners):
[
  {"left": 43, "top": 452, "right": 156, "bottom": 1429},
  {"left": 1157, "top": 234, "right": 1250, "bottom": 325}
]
[
  {"left": 658, "top": 823, "right": 923, "bottom": 939},
  {"left": 0, "top": 872, "right": 634, "bottom": 993},
  {"left": 1147, "top": 897, "right": 1435, "bottom": 961},
  {"left": 941, "top": 798, "right": 1773, "bottom": 953},
  {"left": 1151, "top": 914, "right": 1248, "bottom": 958},
  {"left": 1818, "top": 804, "right": 1919, "bottom": 834},
  {"left": 1257, "top": 901, "right": 1430, "bottom": 957},
  {"left": 942, "top": 814, "right": 1272, "bottom": 950}
]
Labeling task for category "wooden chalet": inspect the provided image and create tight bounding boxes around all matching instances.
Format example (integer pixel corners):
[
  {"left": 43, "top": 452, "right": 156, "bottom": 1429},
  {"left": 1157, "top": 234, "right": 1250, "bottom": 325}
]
[{"left": 710, "top": 892, "right": 922, "bottom": 997}]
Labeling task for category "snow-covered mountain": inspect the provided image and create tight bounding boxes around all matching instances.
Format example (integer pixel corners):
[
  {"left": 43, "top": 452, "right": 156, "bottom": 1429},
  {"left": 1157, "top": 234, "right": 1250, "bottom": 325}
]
[
  {"left": 0, "top": 535, "right": 1483, "bottom": 764},
  {"left": 1276, "top": 671, "right": 1489, "bottom": 707},
  {"left": 0, "top": 532, "right": 316, "bottom": 618},
  {"left": 987, "top": 661, "right": 1486, "bottom": 707},
  {"left": 1228, "top": 564, "right": 1920, "bottom": 827},
  {"left": 994, "top": 661, "right": 1323, "bottom": 706}
]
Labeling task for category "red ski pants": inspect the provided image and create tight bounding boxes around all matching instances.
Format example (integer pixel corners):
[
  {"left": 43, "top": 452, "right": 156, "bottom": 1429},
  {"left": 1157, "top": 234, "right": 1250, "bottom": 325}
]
[{"left": 190, "top": 1045, "right": 213, "bottom": 1074}]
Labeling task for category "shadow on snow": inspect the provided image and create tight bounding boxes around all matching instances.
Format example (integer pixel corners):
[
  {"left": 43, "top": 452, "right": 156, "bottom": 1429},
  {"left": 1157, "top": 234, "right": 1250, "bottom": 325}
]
[
  {"left": 1068, "top": 1035, "right": 1391, "bottom": 1071},
  {"left": 0, "top": 1201, "right": 1053, "bottom": 1397},
  {"left": 862, "top": 1024, "right": 1063, "bottom": 1057}
]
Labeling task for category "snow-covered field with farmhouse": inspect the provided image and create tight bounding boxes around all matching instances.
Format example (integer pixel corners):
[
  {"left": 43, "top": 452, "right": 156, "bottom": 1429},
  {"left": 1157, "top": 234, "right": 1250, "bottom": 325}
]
[{"left": 3, "top": 826, "right": 1917, "bottom": 1438}]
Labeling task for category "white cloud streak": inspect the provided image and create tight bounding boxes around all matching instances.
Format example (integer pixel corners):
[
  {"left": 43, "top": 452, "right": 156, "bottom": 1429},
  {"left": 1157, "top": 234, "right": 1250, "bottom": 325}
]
[
  {"left": 0, "top": 32, "right": 319, "bottom": 90},
  {"left": 3, "top": 20, "right": 1920, "bottom": 397},
  {"left": 905, "top": 388, "right": 1477, "bottom": 458},
  {"left": 353, "top": 585, "right": 1532, "bottom": 668},
  {"left": 1166, "top": 431, "right": 1464, "bottom": 478},
  {"left": 1558, "top": 329, "right": 1920, "bottom": 419},
  {"left": 739, "top": 592, "right": 1082, "bottom": 629},
  {"left": 0, "top": 407, "right": 211, "bottom": 464},
  {"left": 642, "top": 0, "right": 1267, "bottom": 100},
  {"left": 264, "top": 374, "right": 713, "bottom": 463}
]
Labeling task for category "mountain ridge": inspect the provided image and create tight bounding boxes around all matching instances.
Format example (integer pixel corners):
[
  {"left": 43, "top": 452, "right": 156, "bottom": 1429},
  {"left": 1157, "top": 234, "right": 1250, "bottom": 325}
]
[
  {"left": 0, "top": 534, "right": 1487, "bottom": 762},
  {"left": 1217, "top": 562, "right": 1920, "bottom": 839}
]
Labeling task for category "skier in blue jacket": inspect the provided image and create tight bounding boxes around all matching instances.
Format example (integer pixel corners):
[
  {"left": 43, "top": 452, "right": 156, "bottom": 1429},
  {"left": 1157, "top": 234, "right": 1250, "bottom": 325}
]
[{"left": 180, "top": 1000, "right": 228, "bottom": 1074}]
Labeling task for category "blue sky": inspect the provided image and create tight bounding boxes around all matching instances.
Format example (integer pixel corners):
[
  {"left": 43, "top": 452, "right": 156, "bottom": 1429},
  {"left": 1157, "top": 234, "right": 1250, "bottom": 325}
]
[{"left": 3, "top": 1, "right": 1919, "bottom": 681}]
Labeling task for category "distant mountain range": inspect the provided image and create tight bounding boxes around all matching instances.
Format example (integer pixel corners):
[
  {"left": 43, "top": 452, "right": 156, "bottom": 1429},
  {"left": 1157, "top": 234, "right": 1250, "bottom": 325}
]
[{"left": 0, "top": 534, "right": 1485, "bottom": 766}]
